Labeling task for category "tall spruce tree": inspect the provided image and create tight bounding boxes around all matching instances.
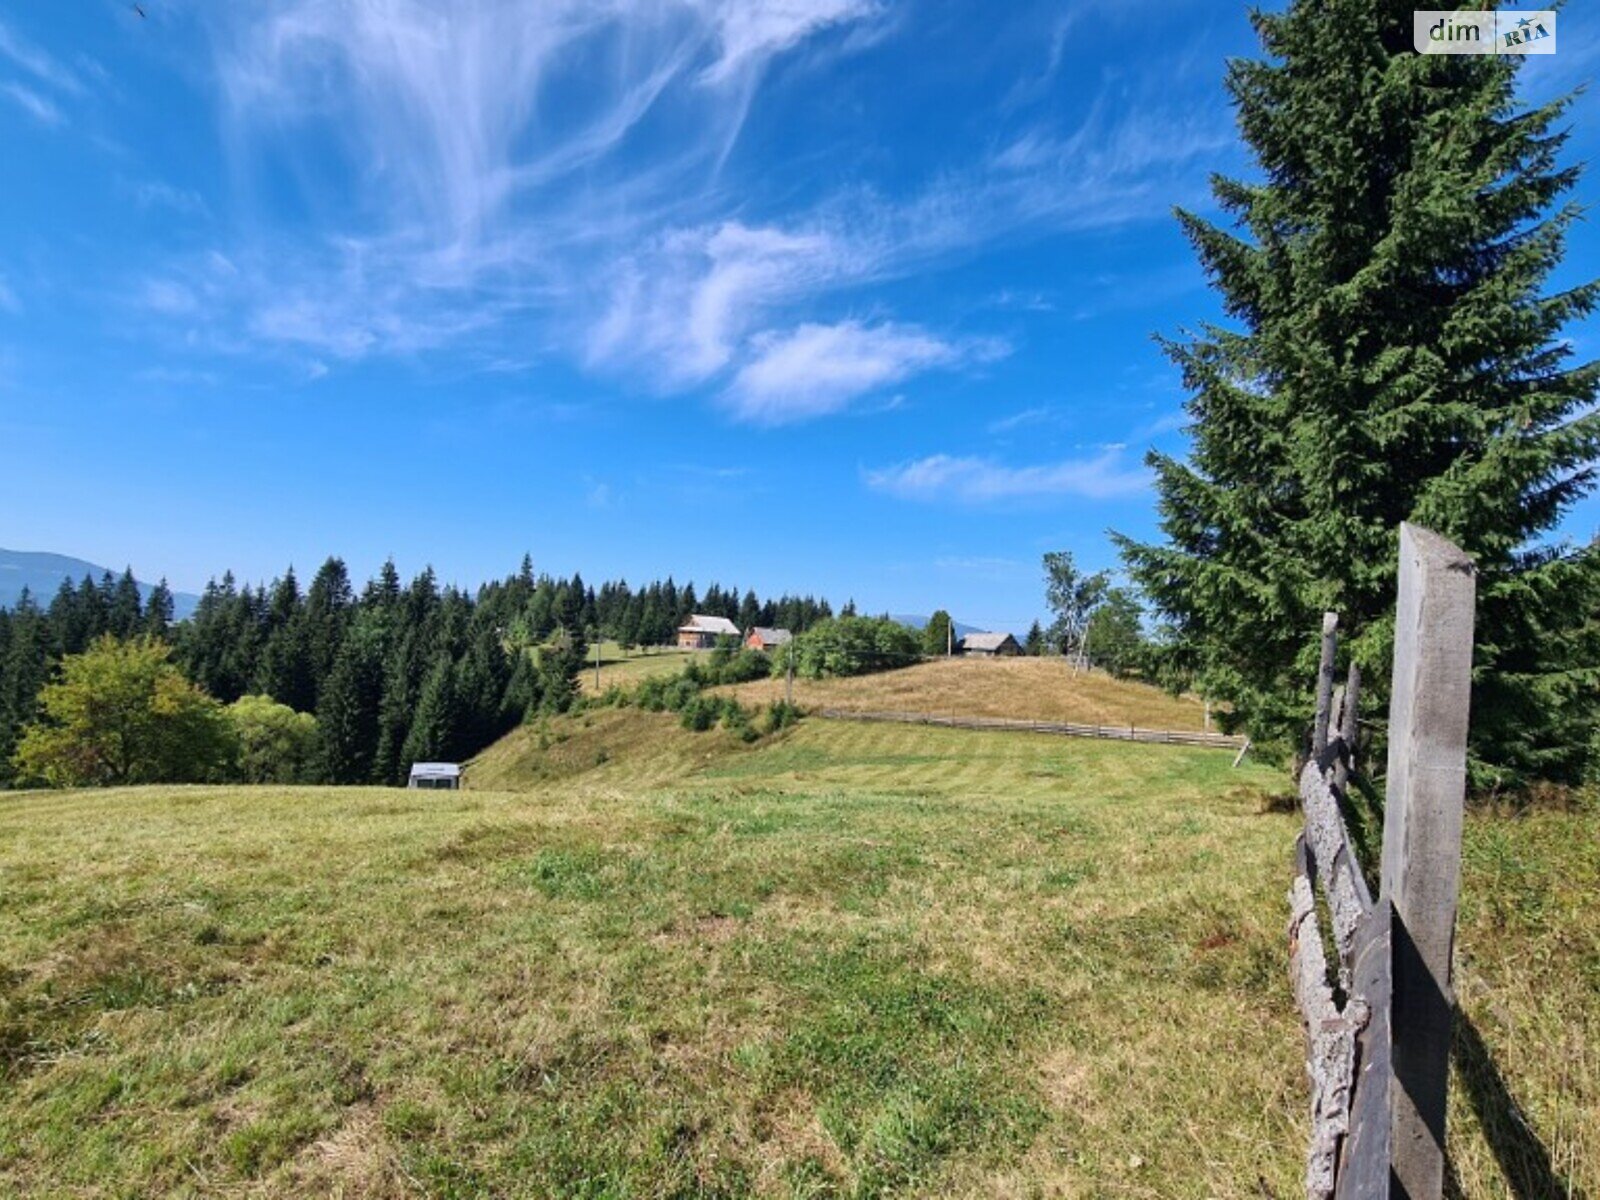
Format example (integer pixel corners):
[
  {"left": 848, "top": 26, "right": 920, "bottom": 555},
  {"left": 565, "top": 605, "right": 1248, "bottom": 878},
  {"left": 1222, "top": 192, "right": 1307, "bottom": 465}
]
[
  {"left": 144, "top": 580, "right": 175, "bottom": 639},
  {"left": 1116, "top": 0, "right": 1600, "bottom": 786}
]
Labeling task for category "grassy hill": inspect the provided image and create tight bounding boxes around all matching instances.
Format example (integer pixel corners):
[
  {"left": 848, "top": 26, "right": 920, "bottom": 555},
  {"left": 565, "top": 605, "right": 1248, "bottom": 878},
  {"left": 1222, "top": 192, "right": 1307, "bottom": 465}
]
[
  {"left": 579, "top": 642, "right": 699, "bottom": 695},
  {"left": 1, "top": 713, "right": 1592, "bottom": 1197},
  {"left": 718, "top": 655, "right": 1214, "bottom": 731}
]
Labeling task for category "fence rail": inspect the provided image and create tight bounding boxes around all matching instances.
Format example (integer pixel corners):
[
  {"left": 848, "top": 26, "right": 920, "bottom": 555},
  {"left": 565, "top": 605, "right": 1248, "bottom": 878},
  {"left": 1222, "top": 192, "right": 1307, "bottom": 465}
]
[
  {"left": 1288, "top": 523, "right": 1476, "bottom": 1200},
  {"left": 815, "top": 708, "right": 1246, "bottom": 751}
]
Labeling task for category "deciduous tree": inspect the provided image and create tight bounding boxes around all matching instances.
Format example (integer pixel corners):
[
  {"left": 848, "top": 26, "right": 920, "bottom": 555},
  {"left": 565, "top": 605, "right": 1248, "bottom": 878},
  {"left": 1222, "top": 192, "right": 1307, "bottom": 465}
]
[{"left": 13, "top": 635, "right": 234, "bottom": 787}]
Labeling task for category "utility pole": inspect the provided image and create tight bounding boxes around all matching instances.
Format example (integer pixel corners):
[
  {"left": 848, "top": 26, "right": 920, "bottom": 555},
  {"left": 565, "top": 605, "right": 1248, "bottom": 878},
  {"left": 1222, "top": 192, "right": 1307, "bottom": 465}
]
[
  {"left": 785, "top": 642, "right": 795, "bottom": 706},
  {"left": 947, "top": 617, "right": 953, "bottom": 657},
  {"left": 592, "top": 628, "right": 602, "bottom": 692}
]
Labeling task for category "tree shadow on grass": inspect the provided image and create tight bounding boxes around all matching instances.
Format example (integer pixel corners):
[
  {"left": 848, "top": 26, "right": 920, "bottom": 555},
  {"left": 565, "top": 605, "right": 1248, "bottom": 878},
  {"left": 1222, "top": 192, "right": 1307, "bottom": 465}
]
[{"left": 1445, "top": 1010, "right": 1587, "bottom": 1200}]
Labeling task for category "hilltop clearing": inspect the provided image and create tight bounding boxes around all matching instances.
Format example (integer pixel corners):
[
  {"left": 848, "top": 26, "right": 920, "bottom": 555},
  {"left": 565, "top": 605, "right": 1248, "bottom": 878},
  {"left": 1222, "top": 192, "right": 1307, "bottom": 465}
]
[{"left": 716, "top": 655, "right": 1212, "bottom": 731}]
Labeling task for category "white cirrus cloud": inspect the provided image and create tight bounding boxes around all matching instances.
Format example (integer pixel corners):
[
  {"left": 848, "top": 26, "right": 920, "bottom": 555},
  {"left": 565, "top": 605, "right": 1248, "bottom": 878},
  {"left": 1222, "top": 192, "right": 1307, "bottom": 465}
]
[
  {"left": 1, "top": 81, "right": 64, "bottom": 126},
  {"left": 987, "top": 406, "right": 1054, "bottom": 434},
  {"left": 140, "top": 279, "right": 200, "bottom": 316},
  {"left": 698, "top": 0, "right": 884, "bottom": 84},
  {"left": 865, "top": 449, "right": 1150, "bottom": 503},
  {"left": 727, "top": 319, "right": 1001, "bottom": 424},
  {"left": 129, "top": 180, "right": 210, "bottom": 218},
  {"left": 0, "top": 21, "right": 84, "bottom": 96},
  {"left": 194, "top": 1, "right": 887, "bottom": 370},
  {"left": 588, "top": 221, "right": 848, "bottom": 385},
  {"left": 126, "top": 0, "right": 1237, "bottom": 418}
]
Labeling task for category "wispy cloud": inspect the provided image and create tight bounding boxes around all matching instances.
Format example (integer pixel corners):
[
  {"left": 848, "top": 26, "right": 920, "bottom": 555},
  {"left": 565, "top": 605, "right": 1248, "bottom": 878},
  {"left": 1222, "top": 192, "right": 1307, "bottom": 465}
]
[
  {"left": 128, "top": 180, "right": 210, "bottom": 218},
  {"left": 932, "top": 554, "right": 1031, "bottom": 579},
  {"left": 865, "top": 449, "right": 1150, "bottom": 503},
  {"left": 0, "top": 21, "right": 84, "bottom": 96},
  {"left": 191, "top": 2, "right": 891, "bottom": 374},
  {"left": 583, "top": 91, "right": 1231, "bottom": 395},
  {"left": 700, "top": 0, "right": 884, "bottom": 84},
  {"left": 584, "top": 477, "right": 620, "bottom": 509},
  {"left": 727, "top": 319, "right": 997, "bottom": 424},
  {"left": 588, "top": 222, "right": 850, "bottom": 385},
  {"left": 987, "top": 406, "right": 1052, "bottom": 434},
  {"left": 139, "top": 279, "right": 199, "bottom": 316},
  {"left": 1, "top": 81, "right": 64, "bottom": 126},
  {"left": 132, "top": 1, "right": 1236, "bottom": 421},
  {"left": 136, "top": 366, "right": 219, "bottom": 387}
]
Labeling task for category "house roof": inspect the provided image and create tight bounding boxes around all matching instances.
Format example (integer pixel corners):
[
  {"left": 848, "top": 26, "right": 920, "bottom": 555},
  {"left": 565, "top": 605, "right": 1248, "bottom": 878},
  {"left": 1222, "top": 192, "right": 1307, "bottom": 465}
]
[
  {"left": 960, "top": 631, "right": 1017, "bottom": 651},
  {"left": 678, "top": 614, "right": 741, "bottom": 636},
  {"left": 409, "top": 762, "right": 461, "bottom": 778},
  {"left": 748, "top": 627, "right": 793, "bottom": 646}
]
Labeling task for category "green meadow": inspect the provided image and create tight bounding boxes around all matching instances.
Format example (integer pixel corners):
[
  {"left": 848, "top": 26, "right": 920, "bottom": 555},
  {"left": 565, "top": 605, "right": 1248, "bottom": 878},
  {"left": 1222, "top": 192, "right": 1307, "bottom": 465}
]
[{"left": 1, "top": 715, "right": 1593, "bottom": 1198}]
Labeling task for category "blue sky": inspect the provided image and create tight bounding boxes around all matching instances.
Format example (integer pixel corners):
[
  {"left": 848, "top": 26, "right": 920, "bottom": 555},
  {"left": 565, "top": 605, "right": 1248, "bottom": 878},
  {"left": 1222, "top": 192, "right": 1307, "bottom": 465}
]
[{"left": 1, "top": 2, "right": 1596, "bottom": 631}]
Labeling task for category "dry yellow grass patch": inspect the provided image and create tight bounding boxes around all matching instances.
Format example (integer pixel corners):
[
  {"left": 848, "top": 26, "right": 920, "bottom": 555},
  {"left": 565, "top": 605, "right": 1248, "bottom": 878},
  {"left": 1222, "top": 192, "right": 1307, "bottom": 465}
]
[
  {"left": 716, "top": 655, "right": 1213, "bottom": 730},
  {"left": 579, "top": 642, "right": 699, "bottom": 694}
]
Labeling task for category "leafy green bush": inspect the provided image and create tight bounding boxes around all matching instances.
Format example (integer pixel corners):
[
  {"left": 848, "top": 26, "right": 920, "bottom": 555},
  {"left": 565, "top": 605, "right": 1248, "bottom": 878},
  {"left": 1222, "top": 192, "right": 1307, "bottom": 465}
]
[
  {"left": 772, "top": 616, "right": 921, "bottom": 681},
  {"left": 229, "top": 695, "right": 322, "bottom": 784},
  {"left": 634, "top": 658, "right": 789, "bottom": 741},
  {"left": 764, "top": 700, "right": 802, "bottom": 734},
  {"left": 680, "top": 696, "right": 720, "bottom": 731}
]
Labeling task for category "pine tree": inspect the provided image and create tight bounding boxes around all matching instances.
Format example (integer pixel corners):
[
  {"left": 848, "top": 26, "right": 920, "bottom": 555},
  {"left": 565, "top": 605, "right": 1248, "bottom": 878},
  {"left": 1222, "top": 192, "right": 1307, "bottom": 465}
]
[
  {"left": 305, "top": 557, "right": 353, "bottom": 696},
  {"left": 0, "top": 593, "right": 51, "bottom": 783},
  {"left": 537, "top": 625, "right": 586, "bottom": 715},
  {"left": 402, "top": 654, "right": 460, "bottom": 767},
  {"left": 317, "top": 621, "right": 385, "bottom": 784},
  {"left": 109, "top": 569, "right": 144, "bottom": 638},
  {"left": 144, "top": 580, "right": 175, "bottom": 639},
  {"left": 1116, "top": 0, "right": 1600, "bottom": 785},
  {"left": 738, "top": 589, "right": 761, "bottom": 632},
  {"left": 502, "top": 649, "right": 542, "bottom": 724},
  {"left": 1024, "top": 620, "right": 1045, "bottom": 657}
]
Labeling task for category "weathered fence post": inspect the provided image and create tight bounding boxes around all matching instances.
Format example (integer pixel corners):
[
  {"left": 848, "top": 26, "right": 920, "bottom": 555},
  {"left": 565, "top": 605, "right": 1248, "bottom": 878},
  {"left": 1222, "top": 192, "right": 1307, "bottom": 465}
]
[
  {"left": 1340, "top": 664, "right": 1361, "bottom": 760},
  {"left": 1379, "top": 523, "right": 1477, "bottom": 1199},
  {"left": 1313, "top": 612, "right": 1339, "bottom": 756}
]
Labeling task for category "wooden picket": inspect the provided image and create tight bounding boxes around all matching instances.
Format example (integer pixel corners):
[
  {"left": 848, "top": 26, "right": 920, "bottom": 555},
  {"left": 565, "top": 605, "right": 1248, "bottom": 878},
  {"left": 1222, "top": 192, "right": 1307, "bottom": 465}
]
[{"left": 1287, "top": 523, "right": 1476, "bottom": 1199}]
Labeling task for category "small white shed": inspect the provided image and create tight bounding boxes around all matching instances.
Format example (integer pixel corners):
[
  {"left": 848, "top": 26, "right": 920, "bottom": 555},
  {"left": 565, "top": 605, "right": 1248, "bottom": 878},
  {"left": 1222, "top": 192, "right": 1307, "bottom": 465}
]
[{"left": 408, "top": 762, "right": 463, "bottom": 790}]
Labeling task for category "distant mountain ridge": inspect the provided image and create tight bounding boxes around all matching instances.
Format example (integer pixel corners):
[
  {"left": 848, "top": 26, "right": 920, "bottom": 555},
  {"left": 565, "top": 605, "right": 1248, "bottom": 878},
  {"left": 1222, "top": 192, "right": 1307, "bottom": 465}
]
[
  {"left": 0, "top": 549, "right": 199, "bottom": 618},
  {"left": 889, "top": 613, "right": 991, "bottom": 640}
]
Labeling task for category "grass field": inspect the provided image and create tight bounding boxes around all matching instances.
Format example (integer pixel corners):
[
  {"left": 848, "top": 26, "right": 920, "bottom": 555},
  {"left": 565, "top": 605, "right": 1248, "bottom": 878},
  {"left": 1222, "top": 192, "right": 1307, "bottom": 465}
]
[
  {"left": 579, "top": 643, "right": 699, "bottom": 695},
  {"left": 0, "top": 714, "right": 1593, "bottom": 1198},
  {"left": 718, "top": 656, "right": 1213, "bottom": 732}
]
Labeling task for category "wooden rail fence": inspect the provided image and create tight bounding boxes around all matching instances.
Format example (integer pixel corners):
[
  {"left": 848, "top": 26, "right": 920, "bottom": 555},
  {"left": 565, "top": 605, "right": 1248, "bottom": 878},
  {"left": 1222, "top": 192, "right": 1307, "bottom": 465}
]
[
  {"left": 816, "top": 708, "right": 1247, "bottom": 751},
  {"left": 1289, "top": 523, "right": 1476, "bottom": 1199}
]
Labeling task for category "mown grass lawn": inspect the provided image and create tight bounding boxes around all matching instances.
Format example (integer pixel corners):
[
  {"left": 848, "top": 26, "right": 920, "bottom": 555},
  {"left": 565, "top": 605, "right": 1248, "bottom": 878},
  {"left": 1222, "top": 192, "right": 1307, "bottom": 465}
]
[
  {"left": 716, "top": 657, "right": 1214, "bottom": 733},
  {"left": 0, "top": 717, "right": 1593, "bottom": 1198},
  {"left": 580, "top": 644, "right": 699, "bottom": 695}
]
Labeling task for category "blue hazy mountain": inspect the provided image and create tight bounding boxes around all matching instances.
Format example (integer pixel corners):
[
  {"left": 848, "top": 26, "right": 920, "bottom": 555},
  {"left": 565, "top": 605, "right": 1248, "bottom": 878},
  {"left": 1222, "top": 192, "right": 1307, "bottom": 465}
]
[
  {"left": 889, "top": 613, "right": 988, "bottom": 640},
  {"left": 0, "top": 549, "right": 199, "bottom": 618}
]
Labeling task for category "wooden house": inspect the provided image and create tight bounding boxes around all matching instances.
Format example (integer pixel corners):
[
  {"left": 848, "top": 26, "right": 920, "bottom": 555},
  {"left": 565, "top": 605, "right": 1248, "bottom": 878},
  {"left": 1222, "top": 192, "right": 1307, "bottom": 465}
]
[
  {"left": 959, "top": 631, "right": 1022, "bottom": 657},
  {"left": 676, "top": 614, "right": 741, "bottom": 650},
  {"left": 745, "top": 627, "right": 793, "bottom": 653}
]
